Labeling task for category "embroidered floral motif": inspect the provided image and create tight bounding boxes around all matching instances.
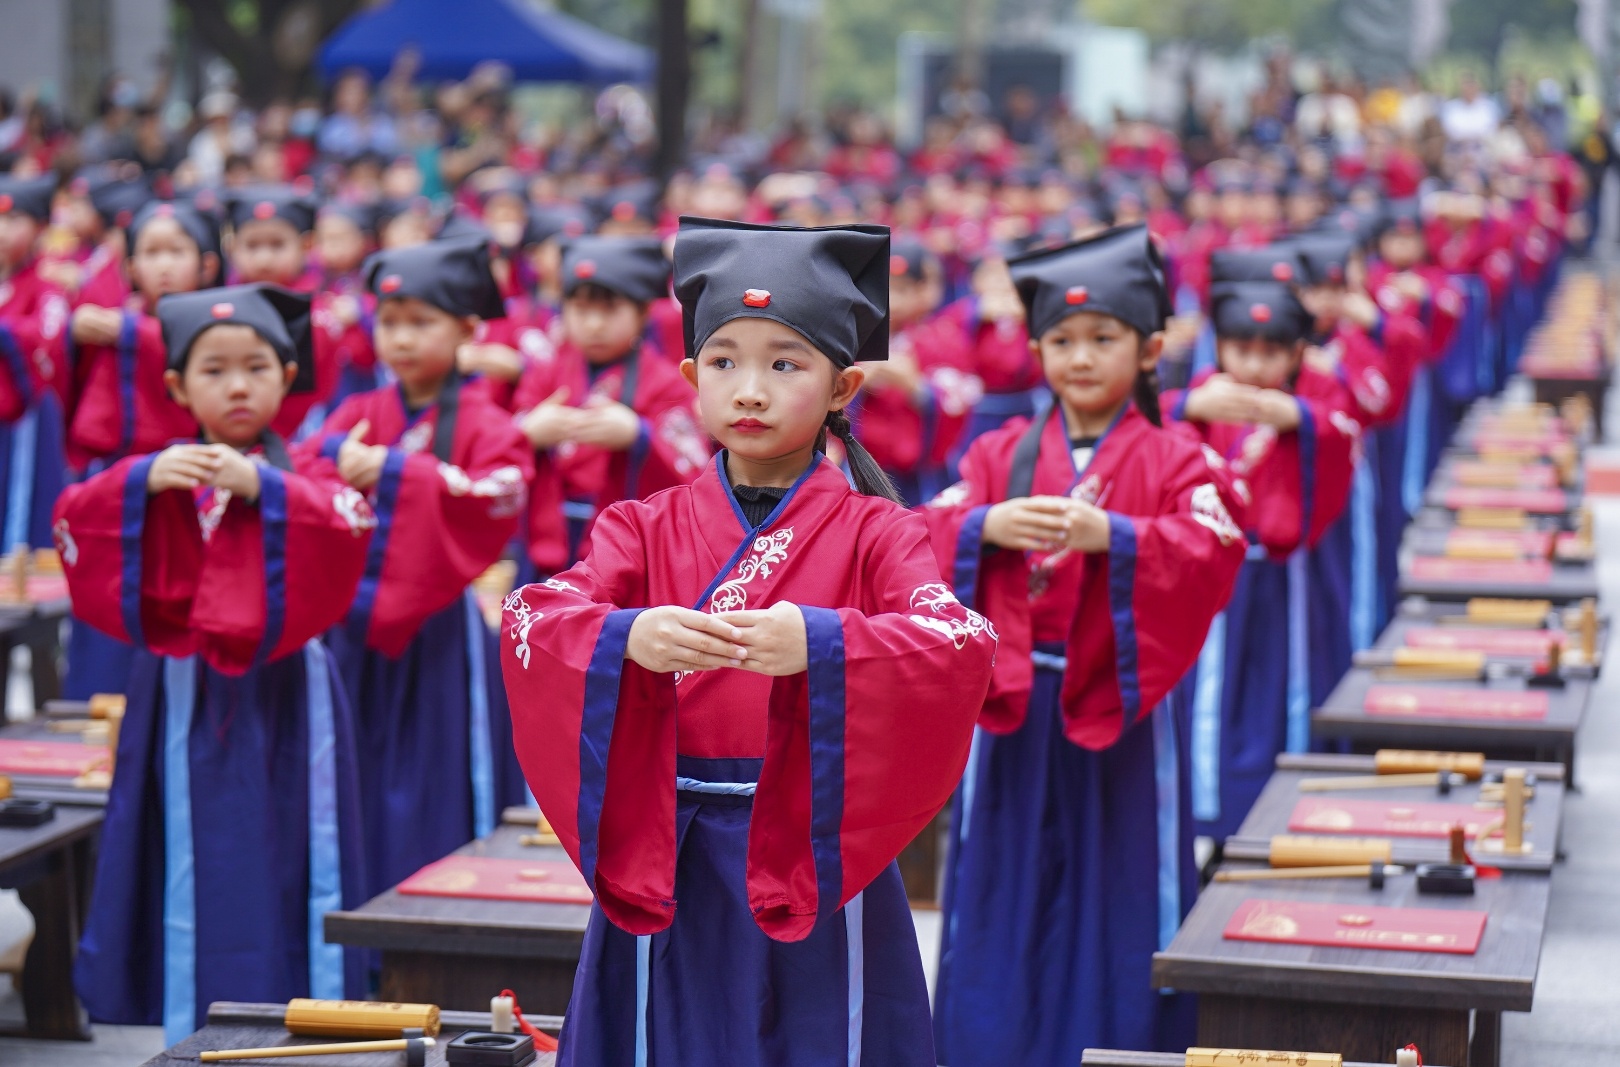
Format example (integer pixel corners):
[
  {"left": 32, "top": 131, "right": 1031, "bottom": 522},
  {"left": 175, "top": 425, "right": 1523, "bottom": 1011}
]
[
  {"left": 1190, "top": 483, "right": 1242, "bottom": 546},
  {"left": 709, "top": 529, "right": 794, "bottom": 612},
  {"left": 906, "top": 582, "right": 997, "bottom": 649},
  {"left": 541, "top": 577, "right": 579, "bottom": 593},
  {"left": 399, "top": 421, "right": 433, "bottom": 455},
  {"left": 52, "top": 519, "right": 77, "bottom": 567},
  {"left": 1070, "top": 474, "right": 1103, "bottom": 505},
  {"left": 438, "top": 463, "right": 527, "bottom": 520},
  {"left": 1200, "top": 445, "right": 1227, "bottom": 471},
  {"left": 927, "top": 480, "right": 972, "bottom": 509},
  {"left": 1352, "top": 368, "right": 1390, "bottom": 416},
  {"left": 503, "top": 589, "right": 543, "bottom": 669},
  {"left": 519, "top": 327, "right": 556, "bottom": 362},
  {"left": 333, "top": 487, "right": 377, "bottom": 535},
  {"left": 658, "top": 407, "right": 711, "bottom": 477},
  {"left": 197, "top": 490, "right": 232, "bottom": 542},
  {"left": 930, "top": 366, "right": 985, "bottom": 418}
]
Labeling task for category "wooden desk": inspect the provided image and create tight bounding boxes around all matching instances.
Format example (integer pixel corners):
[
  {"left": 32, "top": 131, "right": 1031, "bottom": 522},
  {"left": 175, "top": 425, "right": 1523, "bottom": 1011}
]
[
  {"left": 1311, "top": 668, "right": 1588, "bottom": 784},
  {"left": 142, "top": 1002, "right": 561, "bottom": 1067},
  {"left": 0, "top": 802, "right": 103, "bottom": 1039},
  {"left": 0, "top": 718, "right": 112, "bottom": 806},
  {"left": 324, "top": 814, "right": 589, "bottom": 1015},
  {"left": 0, "top": 596, "right": 69, "bottom": 710},
  {"left": 1152, "top": 864, "right": 1548, "bottom": 1066},
  {"left": 1395, "top": 537, "right": 1598, "bottom": 606},
  {"left": 1224, "top": 753, "right": 1565, "bottom": 873},
  {"left": 1083, "top": 1053, "right": 1453, "bottom": 1067}
]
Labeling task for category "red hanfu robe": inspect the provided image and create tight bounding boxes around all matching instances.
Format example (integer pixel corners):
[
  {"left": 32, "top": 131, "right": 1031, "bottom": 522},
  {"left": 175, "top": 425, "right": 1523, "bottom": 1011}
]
[
  {"left": 923, "top": 404, "right": 1246, "bottom": 747},
  {"left": 511, "top": 342, "right": 709, "bottom": 576},
  {"left": 1367, "top": 261, "right": 1465, "bottom": 363},
  {"left": 69, "top": 308, "right": 198, "bottom": 467},
  {"left": 501, "top": 455, "right": 996, "bottom": 941},
  {"left": 299, "top": 381, "right": 533, "bottom": 655},
  {"left": 856, "top": 315, "right": 980, "bottom": 500},
  {"left": 0, "top": 259, "right": 69, "bottom": 414},
  {"left": 1316, "top": 312, "right": 1426, "bottom": 430}
]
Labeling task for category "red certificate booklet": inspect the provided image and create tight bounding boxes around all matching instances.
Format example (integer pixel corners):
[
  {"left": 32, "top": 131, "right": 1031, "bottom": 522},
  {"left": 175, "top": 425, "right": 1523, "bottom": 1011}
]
[
  {"left": 1442, "top": 529, "right": 1555, "bottom": 557},
  {"left": 396, "top": 856, "right": 593, "bottom": 904},
  {"left": 0, "top": 738, "right": 108, "bottom": 777},
  {"left": 1362, "top": 685, "right": 1549, "bottom": 720},
  {"left": 1440, "top": 487, "right": 1569, "bottom": 512},
  {"left": 1404, "top": 627, "right": 1560, "bottom": 658},
  {"left": 1223, "top": 899, "right": 1487, "bottom": 955},
  {"left": 1406, "top": 558, "right": 1553, "bottom": 584},
  {"left": 1449, "top": 462, "right": 1558, "bottom": 489},
  {"left": 1288, "top": 797, "right": 1497, "bottom": 838}
]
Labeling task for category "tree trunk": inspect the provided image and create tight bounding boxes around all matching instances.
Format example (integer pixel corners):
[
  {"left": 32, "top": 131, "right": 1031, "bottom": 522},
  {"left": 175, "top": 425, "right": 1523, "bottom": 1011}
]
[{"left": 656, "top": 0, "right": 691, "bottom": 181}]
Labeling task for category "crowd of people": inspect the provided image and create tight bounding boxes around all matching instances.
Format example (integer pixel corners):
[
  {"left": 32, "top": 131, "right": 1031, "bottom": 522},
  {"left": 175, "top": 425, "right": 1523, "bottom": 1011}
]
[{"left": 0, "top": 46, "right": 1592, "bottom": 1067}]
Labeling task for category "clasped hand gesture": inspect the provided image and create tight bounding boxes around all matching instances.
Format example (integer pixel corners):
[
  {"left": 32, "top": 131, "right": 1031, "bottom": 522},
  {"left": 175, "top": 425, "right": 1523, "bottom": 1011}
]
[
  {"left": 337, "top": 420, "right": 390, "bottom": 492},
  {"left": 982, "top": 495, "right": 1111, "bottom": 553},
  {"left": 1184, "top": 374, "right": 1300, "bottom": 431},
  {"left": 625, "top": 600, "right": 808, "bottom": 677},
  {"left": 146, "top": 443, "right": 262, "bottom": 501}
]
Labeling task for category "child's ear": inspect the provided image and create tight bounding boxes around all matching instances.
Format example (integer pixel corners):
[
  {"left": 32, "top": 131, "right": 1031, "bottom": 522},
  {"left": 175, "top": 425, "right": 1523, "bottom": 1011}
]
[
  {"left": 459, "top": 315, "right": 480, "bottom": 341},
  {"left": 281, "top": 362, "right": 299, "bottom": 393},
  {"left": 301, "top": 232, "right": 315, "bottom": 254},
  {"left": 831, "top": 365, "right": 865, "bottom": 409},
  {"left": 200, "top": 252, "right": 221, "bottom": 287},
  {"left": 679, "top": 358, "right": 697, "bottom": 390},
  {"left": 163, "top": 368, "right": 189, "bottom": 408},
  {"left": 1141, "top": 330, "right": 1165, "bottom": 372}
]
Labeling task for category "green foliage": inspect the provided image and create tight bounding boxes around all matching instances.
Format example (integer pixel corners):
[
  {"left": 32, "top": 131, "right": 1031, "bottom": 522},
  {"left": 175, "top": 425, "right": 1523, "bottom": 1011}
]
[
  {"left": 818, "top": 0, "right": 958, "bottom": 109},
  {"left": 1081, "top": 0, "right": 1337, "bottom": 50},
  {"left": 1445, "top": 0, "right": 1578, "bottom": 61}
]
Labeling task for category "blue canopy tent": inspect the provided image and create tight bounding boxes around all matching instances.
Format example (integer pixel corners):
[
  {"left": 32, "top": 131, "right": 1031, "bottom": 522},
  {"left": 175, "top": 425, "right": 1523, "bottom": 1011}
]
[{"left": 319, "top": 0, "right": 653, "bottom": 84}]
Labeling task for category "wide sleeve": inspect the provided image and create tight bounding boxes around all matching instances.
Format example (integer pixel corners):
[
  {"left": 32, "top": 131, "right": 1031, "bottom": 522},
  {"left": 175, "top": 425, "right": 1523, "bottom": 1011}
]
[
  {"left": 1241, "top": 397, "right": 1358, "bottom": 557},
  {"left": 920, "top": 432, "right": 1036, "bottom": 734},
  {"left": 625, "top": 370, "right": 710, "bottom": 498},
  {"left": 500, "top": 503, "right": 677, "bottom": 935},
  {"left": 747, "top": 511, "right": 996, "bottom": 941},
  {"left": 1060, "top": 447, "right": 1246, "bottom": 749},
  {"left": 189, "top": 458, "right": 377, "bottom": 674},
  {"left": 51, "top": 454, "right": 201, "bottom": 656},
  {"left": 364, "top": 413, "right": 534, "bottom": 654}
]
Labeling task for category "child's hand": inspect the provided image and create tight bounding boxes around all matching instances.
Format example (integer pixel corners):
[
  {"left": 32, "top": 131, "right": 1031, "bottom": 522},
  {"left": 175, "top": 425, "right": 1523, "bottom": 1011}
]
[
  {"left": 457, "top": 342, "right": 525, "bottom": 382},
  {"left": 1253, "top": 391, "right": 1302, "bottom": 431},
  {"left": 330, "top": 294, "right": 361, "bottom": 327},
  {"left": 626, "top": 605, "right": 749, "bottom": 673},
  {"left": 983, "top": 496, "right": 1072, "bottom": 551},
  {"left": 337, "top": 420, "right": 389, "bottom": 492},
  {"left": 147, "top": 444, "right": 220, "bottom": 494},
  {"left": 204, "top": 446, "right": 261, "bottom": 502},
  {"left": 1184, "top": 376, "right": 1264, "bottom": 425},
  {"left": 1342, "top": 292, "right": 1380, "bottom": 331},
  {"left": 518, "top": 389, "right": 583, "bottom": 450},
  {"left": 71, "top": 305, "right": 122, "bottom": 346},
  {"left": 569, "top": 397, "right": 641, "bottom": 451},
  {"left": 1063, "top": 499, "right": 1113, "bottom": 553},
  {"left": 717, "top": 601, "right": 808, "bottom": 677}
]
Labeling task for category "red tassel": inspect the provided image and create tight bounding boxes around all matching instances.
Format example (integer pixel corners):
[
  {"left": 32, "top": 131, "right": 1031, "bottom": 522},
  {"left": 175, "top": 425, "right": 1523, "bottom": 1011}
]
[
  {"left": 500, "top": 988, "right": 560, "bottom": 1053},
  {"left": 1404, "top": 1043, "right": 1424, "bottom": 1066}
]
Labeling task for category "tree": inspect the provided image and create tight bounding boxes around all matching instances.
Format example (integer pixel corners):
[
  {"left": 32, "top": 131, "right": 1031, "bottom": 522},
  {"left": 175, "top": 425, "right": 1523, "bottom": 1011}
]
[
  {"left": 1445, "top": 0, "right": 1578, "bottom": 63},
  {"left": 176, "top": 0, "right": 367, "bottom": 102}
]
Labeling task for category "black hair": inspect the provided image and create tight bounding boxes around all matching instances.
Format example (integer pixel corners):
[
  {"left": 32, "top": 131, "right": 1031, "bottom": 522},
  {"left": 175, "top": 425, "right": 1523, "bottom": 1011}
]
[
  {"left": 1134, "top": 366, "right": 1163, "bottom": 427},
  {"left": 816, "top": 409, "right": 904, "bottom": 504},
  {"left": 566, "top": 281, "right": 645, "bottom": 309}
]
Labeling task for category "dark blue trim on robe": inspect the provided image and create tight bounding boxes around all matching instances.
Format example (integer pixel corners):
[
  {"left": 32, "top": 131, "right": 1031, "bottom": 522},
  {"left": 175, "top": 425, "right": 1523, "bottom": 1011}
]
[
  {"left": 0, "top": 322, "right": 36, "bottom": 407},
  {"left": 120, "top": 456, "right": 157, "bottom": 646},
  {"left": 1104, "top": 512, "right": 1142, "bottom": 724},
  {"left": 1295, "top": 399, "right": 1317, "bottom": 541},
  {"left": 695, "top": 454, "right": 821, "bottom": 609},
  {"left": 800, "top": 605, "right": 847, "bottom": 924},
  {"left": 578, "top": 607, "right": 645, "bottom": 891},
  {"left": 347, "top": 448, "right": 406, "bottom": 634},
  {"left": 952, "top": 505, "right": 990, "bottom": 612},
  {"left": 115, "top": 310, "right": 139, "bottom": 456},
  {"left": 255, "top": 468, "right": 289, "bottom": 664},
  {"left": 626, "top": 418, "right": 651, "bottom": 499}
]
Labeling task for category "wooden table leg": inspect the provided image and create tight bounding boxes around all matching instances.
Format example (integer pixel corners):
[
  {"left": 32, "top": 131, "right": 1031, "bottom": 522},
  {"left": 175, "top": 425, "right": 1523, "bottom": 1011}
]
[
  {"left": 1198, "top": 993, "right": 1470, "bottom": 1067},
  {"left": 24, "top": 617, "right": 61, "bottom": 709},
  {"left": 1469, "top": 1009, "right": 1502, "bottom": 1067},
  {"left": 13, "top": 844, "right": 91, "bottom": 1039}
]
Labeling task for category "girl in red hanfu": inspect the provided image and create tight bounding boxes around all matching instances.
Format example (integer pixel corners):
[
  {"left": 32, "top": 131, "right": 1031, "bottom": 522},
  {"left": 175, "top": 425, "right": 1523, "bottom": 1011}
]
[
  {"left": 1163, "top": 281, "right": 1357, "bottom": 843},
  {"left": 61, "top": 284, "right": 374, "bottom": 1044},
  {"left": 298, "top": 237, "right": 534, "bottom": 896},
  {"left": 500, "top": 217, "right": 996, "bottom": 1067},
  {"left": 312, "top": 201, "right": 382, "bottom": 408},
  {"left": 924, "top": 224, "right": 1247, "bottom": 1064},
  {"left": 510, "top": 235, "right": 709, "bottom": 580}
]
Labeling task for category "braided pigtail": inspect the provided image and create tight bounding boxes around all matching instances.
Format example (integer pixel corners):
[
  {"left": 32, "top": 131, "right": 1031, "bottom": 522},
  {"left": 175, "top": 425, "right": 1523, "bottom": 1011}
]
[
  {"left": 823, "top": 409, "right": 905, "bottom": 504},
  {"left": 1134, "top": 364, "right": 1164, "bottom": 427}
]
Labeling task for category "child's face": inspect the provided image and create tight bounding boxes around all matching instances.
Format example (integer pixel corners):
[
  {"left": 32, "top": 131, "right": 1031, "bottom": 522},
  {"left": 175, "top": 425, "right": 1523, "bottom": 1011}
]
[
  {"left": 62, "top": 196, "right": 101, "bottom": 241},
  {"left": 1285, "top": 192, "right": 1322, "bottom": 230},
  {"left": 0, "top": 213, "right": 41, "bottom": 268},
  {"left": 373, "top": 296, "right": 471, "bottom": 395},
  {"left": 1299, "top": 283, "right": 1346, "bottom": 326},
  {"left": 315, "top": 216, "right": 369, "bottom": 275},
  {"left": 682, "top": 317, "right": 859, "bottom": 463},
  {"left": 561, "top": 288, "right": 646, "bottom": 365},
  {"left": 232, "top": 218, "right": 308, "bottom": 284},
  {"left": 130, "top": 219, "right": 211, "bottom": 301},
  {"left": 1036, "top": 311, "right": 1153, "bottom": 420},
  {"left": 164, "top": 324, "right": 295, "bottom": 448},
  {"left": 1378, "top": 232, "right": 1424, "bottom": 269},
  {"left": 889, "top": 272, "right": 938, "bottom": 329},
  {"left": 1218, "top": 336, "right": 1302, "bottom": 391},
  {"left": 482, "top": 194, "right": 528, "bottom": 248}
]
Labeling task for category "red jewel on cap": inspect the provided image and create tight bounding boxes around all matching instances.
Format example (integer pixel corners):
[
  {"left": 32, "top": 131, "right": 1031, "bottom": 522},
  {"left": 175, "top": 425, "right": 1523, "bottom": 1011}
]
[
  {"left": 1271, "top": 263, "right": 1293, "bottom": 281},
  {"left": 379, "top": 274, "right": 403, "bottom": 293},
  {"left": 1250, "top": 303, "right": 1273, "bottom": 323},
  {"left": 253, "top": 201, "right": 276, "bottom": 220},
  {"left": 155, "top": 203, "right": 174, "bottom": 217},
  {"left": 890, "top": 255, "right": 909, "bottom": 276},
  {"left": 1065, "top": 286, "right": 1089, "bottom": 305},
  {"left": 115, "top": 210, "right": 133, "bottom": 227},
  {"left": 612, "top": 201, "right": 636, "bottom": 221},
  {"left": 742, "top": 289, "right": 771, "bottom": 308},
  {"left": 211, "top": 302, "right": 234, "bottom": 319},
  {"left": 0, "top": 195, "right": 13, "bottom": 213},
  {"left": 1329, "top": 266, "right": 1344, "bottom": 282},
  {"left": 70, "top": 178, "right": 88, "bottom": 195},
  {"left": 575, "top": 260, "right": 597, "bottom": 279},
  {"left": 564, "top": 220, "right": 585, "bottom": 236}
]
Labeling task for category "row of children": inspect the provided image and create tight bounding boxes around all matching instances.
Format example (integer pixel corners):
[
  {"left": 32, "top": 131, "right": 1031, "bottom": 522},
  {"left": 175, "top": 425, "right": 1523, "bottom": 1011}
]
[{"left": 0, "top": 149, "right": 1567, "bottom": 1065}]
